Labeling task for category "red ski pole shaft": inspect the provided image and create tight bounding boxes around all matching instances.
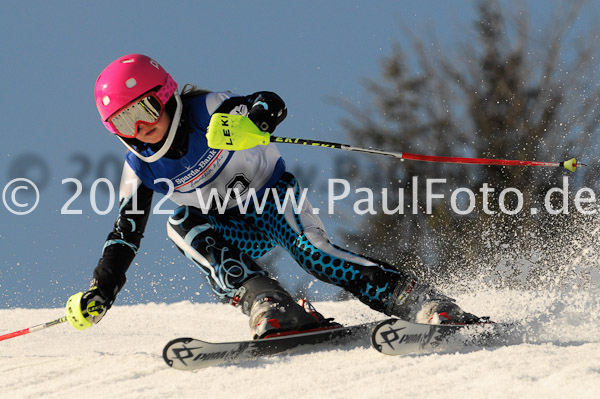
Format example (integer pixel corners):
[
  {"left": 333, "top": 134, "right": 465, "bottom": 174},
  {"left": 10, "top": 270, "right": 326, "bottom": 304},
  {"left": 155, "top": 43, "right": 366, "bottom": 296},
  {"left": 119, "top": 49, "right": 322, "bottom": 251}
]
[
  {"left": 400, "top": 152, "right": 564, "bottom": 168},
  {"left": 0, "top": 316, "right": 68, "bottom": 341},
  {"left": 270, "top": 136, "right": 583, "bottom": 172}
]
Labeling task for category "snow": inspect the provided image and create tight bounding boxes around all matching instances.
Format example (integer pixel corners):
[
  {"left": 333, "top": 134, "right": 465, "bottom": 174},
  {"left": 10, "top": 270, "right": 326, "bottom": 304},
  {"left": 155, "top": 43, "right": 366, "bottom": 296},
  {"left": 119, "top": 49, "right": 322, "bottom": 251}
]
[{"left": 2, "top": 289, "right": 600, "bottom": 399}]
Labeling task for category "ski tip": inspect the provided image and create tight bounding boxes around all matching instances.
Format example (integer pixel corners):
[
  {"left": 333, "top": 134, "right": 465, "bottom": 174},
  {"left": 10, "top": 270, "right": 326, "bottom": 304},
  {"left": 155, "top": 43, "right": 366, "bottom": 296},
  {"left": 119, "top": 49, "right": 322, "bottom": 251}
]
[{"left": 163, "top": 337, "right": 195, "bottom": 369}]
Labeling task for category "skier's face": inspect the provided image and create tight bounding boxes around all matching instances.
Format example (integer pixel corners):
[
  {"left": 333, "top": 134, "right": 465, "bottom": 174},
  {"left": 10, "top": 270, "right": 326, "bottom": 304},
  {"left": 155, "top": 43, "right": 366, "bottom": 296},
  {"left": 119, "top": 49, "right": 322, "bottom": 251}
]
[{"left": 135, "top": 111, "right": 172, "bottom": 144}]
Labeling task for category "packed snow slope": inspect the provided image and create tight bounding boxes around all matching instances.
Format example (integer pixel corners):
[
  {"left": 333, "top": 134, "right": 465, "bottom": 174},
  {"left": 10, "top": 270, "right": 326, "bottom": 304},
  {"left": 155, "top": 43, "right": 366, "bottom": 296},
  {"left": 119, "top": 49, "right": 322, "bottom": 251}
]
[{"left": 2, "top": 289, "right": 599, "bottom": 399}]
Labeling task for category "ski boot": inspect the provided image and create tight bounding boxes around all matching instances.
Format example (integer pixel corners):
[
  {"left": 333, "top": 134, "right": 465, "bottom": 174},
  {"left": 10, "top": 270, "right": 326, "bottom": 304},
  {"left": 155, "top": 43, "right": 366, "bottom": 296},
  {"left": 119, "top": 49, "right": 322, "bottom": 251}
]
[
  {"left": 415, "top": 301, "right": 481, "bottom": 325},
  {"left": 233, "top": 276, "right": 339, "bottom": 339},
  {"left": 387, "top": 277, "right": 481, "bottom": 325}
]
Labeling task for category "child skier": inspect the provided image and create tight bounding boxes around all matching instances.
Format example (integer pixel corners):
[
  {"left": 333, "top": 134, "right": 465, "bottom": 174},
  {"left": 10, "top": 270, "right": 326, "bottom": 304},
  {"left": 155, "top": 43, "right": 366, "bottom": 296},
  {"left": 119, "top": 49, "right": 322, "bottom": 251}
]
[{"left": 66, "top": 54, "right": 481, "bottom": 338}]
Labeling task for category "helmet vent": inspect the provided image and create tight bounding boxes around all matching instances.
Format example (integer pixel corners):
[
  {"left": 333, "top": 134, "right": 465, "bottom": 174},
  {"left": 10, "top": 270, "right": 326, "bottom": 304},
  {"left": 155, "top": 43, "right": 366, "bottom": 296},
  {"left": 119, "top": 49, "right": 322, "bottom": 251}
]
[{"left": 125, "top": 78, "right": 137, "bottom": 88}]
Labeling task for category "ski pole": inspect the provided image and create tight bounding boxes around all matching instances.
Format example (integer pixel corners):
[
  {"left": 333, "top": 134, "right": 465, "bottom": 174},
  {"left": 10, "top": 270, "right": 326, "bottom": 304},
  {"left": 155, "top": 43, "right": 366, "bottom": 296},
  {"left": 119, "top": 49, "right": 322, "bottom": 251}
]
[
  {"left": 206, "top": 113, "right": 584, "bottom": 172},
  {"left": 269, "top": 136, "right": 582, "bottom": 172},
  {"left": 0, "top": 316, "right": 68, "bottom": 341}
]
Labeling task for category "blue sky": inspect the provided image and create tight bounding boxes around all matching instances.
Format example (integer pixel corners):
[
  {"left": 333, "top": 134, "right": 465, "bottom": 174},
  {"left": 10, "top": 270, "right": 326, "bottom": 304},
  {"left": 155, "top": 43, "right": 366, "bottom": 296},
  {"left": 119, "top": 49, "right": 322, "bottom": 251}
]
[{"left": 0, "top": 1, "right": 597, "bottom": 308}]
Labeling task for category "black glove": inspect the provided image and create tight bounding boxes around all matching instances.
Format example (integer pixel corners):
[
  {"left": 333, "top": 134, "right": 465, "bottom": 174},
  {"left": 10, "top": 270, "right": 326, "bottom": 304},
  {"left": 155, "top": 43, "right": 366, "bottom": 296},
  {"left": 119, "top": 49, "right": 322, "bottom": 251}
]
[
  {"left": 81, "top": 287, "right": 111, "bottom": 323},
  {"left": 247, "top": 92, "right": 288, "bottom": 133}
]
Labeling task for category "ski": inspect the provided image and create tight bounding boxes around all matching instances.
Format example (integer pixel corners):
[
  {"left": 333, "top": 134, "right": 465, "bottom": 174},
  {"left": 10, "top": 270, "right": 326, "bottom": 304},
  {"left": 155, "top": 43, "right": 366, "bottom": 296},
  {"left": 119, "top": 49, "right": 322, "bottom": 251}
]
[
  {"left": 371, "top": 318, "right": 516, "bottom": 356},
  {"left": 163, "top": 320, "right": 381, "bottom": 370},
  {"left": 163, "top": 318, "right": 519, "bottom": 370}
]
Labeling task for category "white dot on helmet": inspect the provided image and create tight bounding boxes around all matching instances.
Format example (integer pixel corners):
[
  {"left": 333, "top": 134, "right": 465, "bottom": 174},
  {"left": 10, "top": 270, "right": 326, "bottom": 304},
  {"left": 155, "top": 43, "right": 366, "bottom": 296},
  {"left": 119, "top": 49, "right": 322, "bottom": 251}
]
[
  {"left": 126, "top": 78, "right": 137, "bottom": 88},
  {"left": 102, "top": 95, "right": 110, "bottom": 106}
]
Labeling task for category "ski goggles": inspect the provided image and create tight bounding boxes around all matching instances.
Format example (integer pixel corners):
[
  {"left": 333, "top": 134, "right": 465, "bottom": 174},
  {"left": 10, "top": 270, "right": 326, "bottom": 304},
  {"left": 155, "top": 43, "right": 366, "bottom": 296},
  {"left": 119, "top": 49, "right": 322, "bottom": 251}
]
[{"left": 107, "top": 92, "right": 164, "bottom": 138}]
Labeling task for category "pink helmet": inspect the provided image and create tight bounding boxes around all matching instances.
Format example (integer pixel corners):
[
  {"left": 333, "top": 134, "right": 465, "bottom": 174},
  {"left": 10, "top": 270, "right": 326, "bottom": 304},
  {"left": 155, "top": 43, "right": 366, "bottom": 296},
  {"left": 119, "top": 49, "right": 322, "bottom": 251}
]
[
  {"left": 95, "top": 54, "right": 178, "bottom": 133},
  {"left": 94, "top": 54, "right": 182, "bottom": 162}
]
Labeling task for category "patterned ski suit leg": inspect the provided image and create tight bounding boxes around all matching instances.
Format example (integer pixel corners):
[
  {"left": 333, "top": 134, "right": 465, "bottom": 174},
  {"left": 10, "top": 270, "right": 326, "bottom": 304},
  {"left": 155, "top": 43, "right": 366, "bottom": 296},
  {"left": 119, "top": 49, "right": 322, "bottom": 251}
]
[
  {"left": 166, "top": 206, "right": 274, "bottom": 300},
  {"left": 240, "top": 172, "right": 416, "bottom": 315}
]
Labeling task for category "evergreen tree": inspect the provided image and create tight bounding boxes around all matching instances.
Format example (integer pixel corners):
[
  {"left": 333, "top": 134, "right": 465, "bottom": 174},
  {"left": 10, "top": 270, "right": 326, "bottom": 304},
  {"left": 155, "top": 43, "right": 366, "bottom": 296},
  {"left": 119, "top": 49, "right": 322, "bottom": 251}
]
[{"left": 338, "top": 0, "right": 600, "bottom": 290}]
